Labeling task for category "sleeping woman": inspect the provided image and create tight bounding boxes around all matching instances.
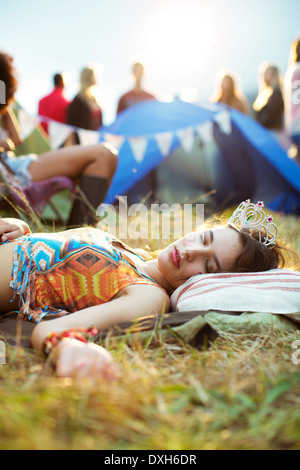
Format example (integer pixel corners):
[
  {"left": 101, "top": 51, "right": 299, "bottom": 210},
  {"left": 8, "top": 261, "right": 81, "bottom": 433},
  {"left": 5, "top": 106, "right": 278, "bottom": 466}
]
[{"left": 0, "top": 201, "right": 287, "bottom": 379}]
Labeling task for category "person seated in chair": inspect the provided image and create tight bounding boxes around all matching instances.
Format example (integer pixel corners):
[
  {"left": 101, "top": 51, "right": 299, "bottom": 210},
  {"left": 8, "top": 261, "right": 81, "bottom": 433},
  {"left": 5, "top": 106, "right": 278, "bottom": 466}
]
[{"left": 0, "top": 51, "right": 118, "bottom": 226}]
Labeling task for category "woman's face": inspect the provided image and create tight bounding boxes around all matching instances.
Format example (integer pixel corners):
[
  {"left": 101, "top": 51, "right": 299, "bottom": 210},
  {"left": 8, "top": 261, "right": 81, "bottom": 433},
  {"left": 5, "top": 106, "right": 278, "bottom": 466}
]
[
  {"left": 132, "top": 63, "right": 144, "bottom": 82},
  {"left": 157, "top": 227, "right": 243, "bottom": 291},
  {"left": 263, "top": 68, "right": 273, "bottom": 86},
  {"left": 221, "top": 76, "right": 234, "bottom": 94}
]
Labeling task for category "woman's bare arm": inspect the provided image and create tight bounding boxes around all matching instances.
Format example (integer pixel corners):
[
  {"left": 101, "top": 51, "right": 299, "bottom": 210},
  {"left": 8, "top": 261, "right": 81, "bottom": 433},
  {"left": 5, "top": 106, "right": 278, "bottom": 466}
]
[{"left": 31, "top": 284, "right": 170, "bottom": 353}]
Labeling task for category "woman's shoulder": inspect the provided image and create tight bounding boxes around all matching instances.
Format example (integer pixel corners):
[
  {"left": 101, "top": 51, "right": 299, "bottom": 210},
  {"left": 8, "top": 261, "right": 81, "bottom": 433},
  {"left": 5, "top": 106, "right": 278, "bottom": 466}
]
[
  {"left": 69, "top": 94, "right": 89, "bottom": 109},
  {"left": 116, "top": 282, "right": 171, "bottom": 309}
]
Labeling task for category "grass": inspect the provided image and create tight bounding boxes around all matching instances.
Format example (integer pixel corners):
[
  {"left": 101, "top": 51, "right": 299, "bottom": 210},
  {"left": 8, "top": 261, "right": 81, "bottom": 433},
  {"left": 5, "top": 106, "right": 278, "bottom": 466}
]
[
  {"left": 1, "top": 331, "right": 300, "bottom": 450},
  {"left": 0, "top": 204, "right": 299, "bottom": 450}
]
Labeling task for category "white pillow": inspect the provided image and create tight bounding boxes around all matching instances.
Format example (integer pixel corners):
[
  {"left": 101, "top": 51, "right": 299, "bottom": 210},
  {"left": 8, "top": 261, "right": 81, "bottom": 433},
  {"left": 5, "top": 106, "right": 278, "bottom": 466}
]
[{"left": 170, "top": 269, "right": 300, "bottom": 318}]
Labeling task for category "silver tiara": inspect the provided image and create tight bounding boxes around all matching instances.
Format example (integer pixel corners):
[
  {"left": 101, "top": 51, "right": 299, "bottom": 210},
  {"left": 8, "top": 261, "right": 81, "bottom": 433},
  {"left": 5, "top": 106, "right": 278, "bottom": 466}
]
[{"left": 228, "top": 199, "right": 278, "bottom": 248}]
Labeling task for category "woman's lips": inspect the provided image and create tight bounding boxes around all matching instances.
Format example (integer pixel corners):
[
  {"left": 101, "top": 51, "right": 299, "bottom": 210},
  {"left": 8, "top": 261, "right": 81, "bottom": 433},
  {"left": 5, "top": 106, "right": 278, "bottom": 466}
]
[{"left": 171, "top": 247, "right": 181, "bottom": 269}]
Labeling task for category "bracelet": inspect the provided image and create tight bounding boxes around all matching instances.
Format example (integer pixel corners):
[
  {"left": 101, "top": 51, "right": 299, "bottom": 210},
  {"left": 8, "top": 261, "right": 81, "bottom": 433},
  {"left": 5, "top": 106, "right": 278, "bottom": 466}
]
[{"left": 43, "top": 326, "right": 98, "bottom": 357}]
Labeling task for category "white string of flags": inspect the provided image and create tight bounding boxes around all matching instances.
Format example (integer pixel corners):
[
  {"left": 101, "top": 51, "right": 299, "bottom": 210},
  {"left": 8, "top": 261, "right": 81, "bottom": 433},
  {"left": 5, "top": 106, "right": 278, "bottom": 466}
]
[{"left": 17, "top": 108, "right": 232, "bottom": 163}]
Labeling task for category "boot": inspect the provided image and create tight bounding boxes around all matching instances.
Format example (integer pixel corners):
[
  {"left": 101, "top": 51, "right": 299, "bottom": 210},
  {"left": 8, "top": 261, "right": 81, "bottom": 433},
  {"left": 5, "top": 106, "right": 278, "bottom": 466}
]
[{"left": 68, "top": 175, "right": 109, "bottom": 227}]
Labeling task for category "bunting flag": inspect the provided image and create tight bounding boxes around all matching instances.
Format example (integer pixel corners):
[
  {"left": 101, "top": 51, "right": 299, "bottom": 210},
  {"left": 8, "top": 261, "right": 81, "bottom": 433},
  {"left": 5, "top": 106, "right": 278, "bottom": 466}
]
[
  {"left": 196, "top": 121, "right": 213, "bottom": 144},
  {"left": 48, "top": 121, "right": 73, "bottom": 149},
  {"left": 128, "top": 136, "right": 149, "bottom": 163},
  {"left": 102, "top": 133, "right": 125, "bottom": 151},
  {"left": 77, "top": 128, "right": 102, "bottom": 146},
  {"left": 14, "top": 107, "right": 230, "bottom": 165},
  {"left": 176, "top": 127, "right": 196, "bottom": 153},
  {"left": 18, "top": 109, "right": 41, "bottom": 140},
  {"left": 154, "top": 131, "right": 174, "bottom": 157},
  {"left": 214, "top": 110, "right": 231, "bottom": 135}
]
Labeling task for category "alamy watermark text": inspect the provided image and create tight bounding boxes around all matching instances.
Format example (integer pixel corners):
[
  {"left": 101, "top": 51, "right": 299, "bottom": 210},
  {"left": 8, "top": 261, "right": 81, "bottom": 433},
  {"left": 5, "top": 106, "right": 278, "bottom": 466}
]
[
  {"left": 0, "top": 80, "right": 6, "bottom": 105},
  {"left": 0, "top": 340, "right": 6, "bottom": 365},
  {"left": 292, "top": 340, "right": 300, "bottom": 365},
  {"left": 292, "top": 80, "right": 300, "bottom": 105},
  {"left": 96, "top": 198, "right": 204, "bottom": 240}
]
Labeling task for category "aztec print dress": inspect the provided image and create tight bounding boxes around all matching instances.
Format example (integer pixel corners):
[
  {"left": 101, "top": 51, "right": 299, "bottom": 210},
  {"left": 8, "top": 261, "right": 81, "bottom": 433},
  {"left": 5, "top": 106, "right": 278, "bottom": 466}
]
[{"left": 10, "top": 227, "right": 165, "bottom": 323}]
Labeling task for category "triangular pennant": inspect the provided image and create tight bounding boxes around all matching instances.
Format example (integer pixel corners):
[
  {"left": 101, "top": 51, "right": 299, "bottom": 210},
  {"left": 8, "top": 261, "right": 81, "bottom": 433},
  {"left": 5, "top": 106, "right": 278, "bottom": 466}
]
[
  {"left": 128, "top": 136, "right": 148, "bottom": 163},
  {"left": 176, "top": 128, "right": 195, "bottom": 153},
  {"left": 214, "top": 110, "right": 232, "bottom": 134},
  {"left": 102, "top": 133, "right": 125, "bottom": 151},
  {"left": 18, "top": 109, "right": 40, "bottom": 139},
  {"left": 77, "top": 129, "right": 101, "bottom": 146},
  {"left": 195, "top": 121, "right": 213, "bottom": 144},
  {"left": 48, "top": 121, "right": 73, "bottom": 149},
  {"left": 154, "top": 131, "right": 174, "bottom": 157}
]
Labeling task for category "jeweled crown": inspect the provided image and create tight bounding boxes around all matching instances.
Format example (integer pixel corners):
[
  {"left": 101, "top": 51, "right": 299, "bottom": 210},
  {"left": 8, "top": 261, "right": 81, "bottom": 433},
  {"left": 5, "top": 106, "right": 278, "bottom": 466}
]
[{"left": 228, "top": 199, "right": 278, "bottom": 248}]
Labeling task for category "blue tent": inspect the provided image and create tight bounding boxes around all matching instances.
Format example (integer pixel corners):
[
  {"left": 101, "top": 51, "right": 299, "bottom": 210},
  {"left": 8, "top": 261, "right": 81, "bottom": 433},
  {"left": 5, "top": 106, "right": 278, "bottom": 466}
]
[{"left": 102, "top": 99, "right": 300, "bottom": 214}]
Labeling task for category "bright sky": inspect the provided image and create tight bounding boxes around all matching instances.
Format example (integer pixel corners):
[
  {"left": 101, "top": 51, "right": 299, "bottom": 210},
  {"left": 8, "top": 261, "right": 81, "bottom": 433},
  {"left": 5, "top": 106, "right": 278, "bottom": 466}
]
[{"left": 3, "top": 0, "right": 300, "bottom": 124}]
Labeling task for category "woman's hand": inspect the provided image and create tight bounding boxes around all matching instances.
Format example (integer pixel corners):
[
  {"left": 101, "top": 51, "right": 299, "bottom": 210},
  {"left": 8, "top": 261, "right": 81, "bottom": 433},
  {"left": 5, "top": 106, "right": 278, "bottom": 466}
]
[
  {"left": 53, "top": 338, "right": 120, "bottom": 381},
  {"left": 0, "top": 218, "right": 31, "bottom": 243}
]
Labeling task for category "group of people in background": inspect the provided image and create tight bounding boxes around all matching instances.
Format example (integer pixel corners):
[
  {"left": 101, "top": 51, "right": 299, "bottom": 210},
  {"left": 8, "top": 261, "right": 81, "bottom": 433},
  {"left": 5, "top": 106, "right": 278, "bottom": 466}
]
[
  {"left": 36, "top": 36, "right": 300, "bottom": 162},
  {"left": 38, "top": 59, "right": 154, "bottom": 134},
  {"left": 211, "top": 37, "right": 300, "bottom": 163},
  {"left": 212, "top": 42, "right": 299, "bottom": 161}
]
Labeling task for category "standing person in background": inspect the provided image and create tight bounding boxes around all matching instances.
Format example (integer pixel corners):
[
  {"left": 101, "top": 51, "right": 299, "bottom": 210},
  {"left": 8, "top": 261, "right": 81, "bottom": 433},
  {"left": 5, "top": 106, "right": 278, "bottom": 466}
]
[
  {"left": 38, "top": 73, "right": 70, "bottom": 134},
  {"left": 211, "top": 69, "right": 249, "bottom": 114},
  {"left": 253, "top": 62, "right": 284, "bottom": 133},
  {"left": 117, "top": 59, "right": 157, "bottom": 203},
  {"left": 67, "top": 66, "right": 103, "bottom": 142},
  {"left": 117, "top": 60, "right": 156, "bottom": 115},
  {"left": 284, "top": 36, "right": 300, "bottom": 163}
]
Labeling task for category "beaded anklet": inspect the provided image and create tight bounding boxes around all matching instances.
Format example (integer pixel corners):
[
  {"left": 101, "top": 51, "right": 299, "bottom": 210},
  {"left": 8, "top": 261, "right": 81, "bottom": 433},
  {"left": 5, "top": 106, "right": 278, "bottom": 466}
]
[{"left": 43, "top": 327, "right": 98, "bottom": 356}]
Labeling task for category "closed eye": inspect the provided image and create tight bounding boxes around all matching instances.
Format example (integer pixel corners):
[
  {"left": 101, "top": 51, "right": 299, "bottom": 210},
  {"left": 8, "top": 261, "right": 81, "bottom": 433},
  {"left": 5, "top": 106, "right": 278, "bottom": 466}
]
[
  {"left": 209, "top": 229, "right": 222, "bottom": 272},
  {"left": 205, "top": 259, "right": 210, "bottom": 273},
  {"left": 201, "top": 233, "right": 208, "bottom": 245}
]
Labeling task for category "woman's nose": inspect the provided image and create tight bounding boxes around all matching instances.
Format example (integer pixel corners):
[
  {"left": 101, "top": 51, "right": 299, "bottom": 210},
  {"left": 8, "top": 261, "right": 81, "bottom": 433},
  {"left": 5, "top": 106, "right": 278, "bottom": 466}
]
[{"left": 185, "top": 246, "right": 207, "bottom": 262}]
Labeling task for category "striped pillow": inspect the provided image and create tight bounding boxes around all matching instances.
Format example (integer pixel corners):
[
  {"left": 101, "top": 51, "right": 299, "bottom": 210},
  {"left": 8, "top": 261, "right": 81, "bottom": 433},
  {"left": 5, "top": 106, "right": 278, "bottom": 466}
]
[{"left": 170, "top": 269, "right": 300, "bottom": 318}]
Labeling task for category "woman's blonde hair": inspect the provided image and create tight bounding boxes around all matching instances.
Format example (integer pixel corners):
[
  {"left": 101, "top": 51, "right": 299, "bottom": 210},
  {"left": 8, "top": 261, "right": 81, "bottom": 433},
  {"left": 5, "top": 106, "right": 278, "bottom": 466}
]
[
  {"left": 80, "top": 67, "right": 96, "bottom": 90},
  {"left": 258, "top": 62, "right": 282, "bottom": 91},
  {"left": 289, "top": 37, "right": 300, "bottom": 64},
  {"left": 213, "top": 69, "right": 243, "bottom": 102}
]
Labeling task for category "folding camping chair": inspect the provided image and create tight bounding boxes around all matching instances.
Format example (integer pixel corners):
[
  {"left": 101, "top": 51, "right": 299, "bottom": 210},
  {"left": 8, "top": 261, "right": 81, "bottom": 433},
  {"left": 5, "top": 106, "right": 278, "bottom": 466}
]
[{"left": 0, "top": 152, "right": 76, "bottom": 224}]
